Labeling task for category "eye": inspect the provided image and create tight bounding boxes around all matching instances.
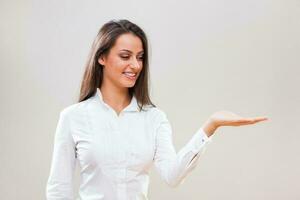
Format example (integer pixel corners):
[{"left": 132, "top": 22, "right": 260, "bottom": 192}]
[
  {"left": 138, "top": 56, "right": 144, "bottom": 61},
  {"left": 120, "top": 55, "right": 130, "bottom": 60}
]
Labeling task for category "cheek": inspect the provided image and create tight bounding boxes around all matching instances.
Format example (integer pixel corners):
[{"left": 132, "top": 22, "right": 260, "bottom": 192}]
[
  {"left": 108, "top": 59, "right": 127, "bottom": 73},
  {"left": 105, "top": 62, "right": 129, "bottom": 82},
  {"left": 139, "top": 62, "right": 143, "bottom": 70}
]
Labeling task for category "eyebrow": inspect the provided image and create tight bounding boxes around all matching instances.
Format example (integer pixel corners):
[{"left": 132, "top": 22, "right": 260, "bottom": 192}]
[{"left": 119, "top": 49, "right": 144, "bottom": 54}]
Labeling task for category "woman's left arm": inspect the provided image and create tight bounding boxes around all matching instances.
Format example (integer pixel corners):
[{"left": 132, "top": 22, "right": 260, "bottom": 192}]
[{"left": 153, "top": 110, "right": 268, "bottom": 188}]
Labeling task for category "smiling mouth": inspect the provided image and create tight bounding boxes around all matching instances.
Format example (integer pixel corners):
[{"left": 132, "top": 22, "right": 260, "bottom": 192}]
[{"left": 122, "top": 72, "right": 137, "bottom": 80}]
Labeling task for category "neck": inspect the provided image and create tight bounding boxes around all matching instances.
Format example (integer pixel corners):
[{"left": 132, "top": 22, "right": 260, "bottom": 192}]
[{"left": 100, "top": 82, "right": 131, "bottom": 112}]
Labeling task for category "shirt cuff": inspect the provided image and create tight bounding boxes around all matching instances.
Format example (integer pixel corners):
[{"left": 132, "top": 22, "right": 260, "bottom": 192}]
[{"left": 190, "top": 127, "right": 214, "bottom": 154}]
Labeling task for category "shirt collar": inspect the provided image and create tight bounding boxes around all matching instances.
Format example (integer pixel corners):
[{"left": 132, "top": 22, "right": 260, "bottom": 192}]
[{"left": 93, "top": 87, "right": 140, "bottom": 112}]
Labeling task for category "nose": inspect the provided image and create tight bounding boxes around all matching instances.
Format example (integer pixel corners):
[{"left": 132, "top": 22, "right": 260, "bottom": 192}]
[{"left": 130, "top": 57, "right": 141, "bottom": 70}]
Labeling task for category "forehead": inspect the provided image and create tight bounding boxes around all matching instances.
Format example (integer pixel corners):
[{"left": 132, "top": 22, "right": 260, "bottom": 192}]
[{"left": 112, "top": 33, "right": 143, "bottom": 52}]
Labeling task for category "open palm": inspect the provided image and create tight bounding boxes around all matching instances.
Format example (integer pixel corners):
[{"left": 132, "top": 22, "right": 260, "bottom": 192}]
[{"left": 210, "top": 110, "right": 268, "bottom": 127}]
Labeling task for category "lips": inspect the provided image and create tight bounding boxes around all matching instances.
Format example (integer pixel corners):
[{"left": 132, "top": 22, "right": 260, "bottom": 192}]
[{"left": 122, "top": 72, "right": 137, "bottom": 80}]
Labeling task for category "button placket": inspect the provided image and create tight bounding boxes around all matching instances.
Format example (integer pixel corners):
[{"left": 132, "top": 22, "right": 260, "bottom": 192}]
[{"left": 107, "top": 108, "right": 122, "bottom": 132}]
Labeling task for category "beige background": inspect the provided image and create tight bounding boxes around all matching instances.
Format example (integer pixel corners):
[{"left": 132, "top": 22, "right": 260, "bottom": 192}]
[{"left": 1, "top": 0, "right": 299, "bottom": 199}]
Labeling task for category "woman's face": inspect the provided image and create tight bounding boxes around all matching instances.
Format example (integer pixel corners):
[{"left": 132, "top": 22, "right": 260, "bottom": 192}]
[{"left": 98, "top": 33, "right": 144, "bottom": 89}]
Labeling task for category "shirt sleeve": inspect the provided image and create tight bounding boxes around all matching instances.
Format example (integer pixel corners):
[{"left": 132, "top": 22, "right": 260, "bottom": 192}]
[
  {"left": 153, "top": 110, "right": 214, "bottom": 188},
  {"left": 46, "top": 110, "right": 76, "bottom": 200}
]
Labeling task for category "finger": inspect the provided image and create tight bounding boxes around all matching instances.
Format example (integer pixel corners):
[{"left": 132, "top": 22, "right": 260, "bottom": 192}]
[
  {"left": 235, "top": 118, "right": 268, "bottom": 126},
  {"left": 227, "top": 120, "right": 255, "bottom": 126},
  {"left": 252, "top": 117, "right": 268, "bottom": 122},
  {"left": 239, "top": 117, "right": 268, "bottom": 123},
  {"left": 235, "top": 118, "right": 256, "bottom": 123}
]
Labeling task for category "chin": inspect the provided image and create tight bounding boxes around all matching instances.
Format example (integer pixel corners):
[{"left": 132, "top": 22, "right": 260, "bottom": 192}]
[
  {"left": 120, "top": 80, "right": 136, "bottom": 88},
  {"left": 125, "top": 83, "right": 136, "bottom": 88},
  {"left": 119, "top": 83, "right": 135, "bottom": 88}
]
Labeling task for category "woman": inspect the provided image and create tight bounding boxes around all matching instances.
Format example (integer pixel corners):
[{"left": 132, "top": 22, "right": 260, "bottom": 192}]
[{"left": 46, "top": 19, "right": 268, "bottom": 200}]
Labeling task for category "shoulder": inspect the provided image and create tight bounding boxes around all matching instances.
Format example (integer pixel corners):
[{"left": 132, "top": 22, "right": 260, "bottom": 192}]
[
  {"left": 59, "top": 99, "right": 91, "bottom": 120},
  {"left": 144, "top": 106, "right": 169, "bottom": 122}
]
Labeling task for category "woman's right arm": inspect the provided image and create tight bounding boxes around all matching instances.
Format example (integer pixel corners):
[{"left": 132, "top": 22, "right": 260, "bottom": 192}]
[{"left": 46, "top": 110, "right": 76, "bottom": 200}]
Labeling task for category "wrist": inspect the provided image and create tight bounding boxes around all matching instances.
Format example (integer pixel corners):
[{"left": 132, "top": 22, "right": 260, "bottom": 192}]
[{"left": 203, "top": 118, "right": 218, "bottom": 137}]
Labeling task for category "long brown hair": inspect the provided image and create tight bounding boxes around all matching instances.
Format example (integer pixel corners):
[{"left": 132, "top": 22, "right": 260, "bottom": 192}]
[{"left": 78, "top": 19, "right": 155, "bottom": 111}]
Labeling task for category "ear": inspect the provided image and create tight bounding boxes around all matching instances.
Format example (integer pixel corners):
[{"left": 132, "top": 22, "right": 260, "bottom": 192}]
[{"left": 98, "top": 55, "right": 106, "bottom": 66}]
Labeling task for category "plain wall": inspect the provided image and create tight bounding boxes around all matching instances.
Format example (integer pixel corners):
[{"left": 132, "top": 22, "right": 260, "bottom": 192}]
[{"left": 1, "top": 0, "right": 299, "bottom": 199}]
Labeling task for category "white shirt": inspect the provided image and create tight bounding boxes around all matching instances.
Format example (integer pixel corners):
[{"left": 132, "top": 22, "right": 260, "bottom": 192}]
[{"left": 46, "top": 88, "right": 214, "bottom": 200}]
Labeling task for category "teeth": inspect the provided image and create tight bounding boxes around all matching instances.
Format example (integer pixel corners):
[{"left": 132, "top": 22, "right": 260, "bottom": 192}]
[{"left": 123, "top": 72, "right": 136, "bottom": 77}]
